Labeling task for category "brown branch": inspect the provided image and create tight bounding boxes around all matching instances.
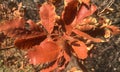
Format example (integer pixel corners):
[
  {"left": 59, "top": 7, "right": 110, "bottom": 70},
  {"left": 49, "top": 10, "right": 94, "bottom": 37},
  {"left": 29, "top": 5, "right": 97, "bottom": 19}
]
[{"left": 0, "top": 45, "right": 15, "bottom": 50}]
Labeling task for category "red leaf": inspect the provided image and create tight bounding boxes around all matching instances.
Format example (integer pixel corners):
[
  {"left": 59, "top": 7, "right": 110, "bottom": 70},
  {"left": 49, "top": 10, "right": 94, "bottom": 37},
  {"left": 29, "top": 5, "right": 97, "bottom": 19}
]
[
  {"left": 72, "top": 29, "right": 103, "bottom": 42},
  {"left": 0, "top": 18, "right": 44, "bottom": 38},
  {"left": 27, "top": 38, "right": 60, "bottom": 65},
  {"left": 78, "top": 4, "right": 97, "bottom": 21},
  {"left": 40, "top": 50, "right": 70, "bottom": 72},
  {"left": 62, "top": 0, "right": 78, "bottom": 25},
  {"left": 72, "top": 41, "right": 88, "bottom": 59},
  {"left": 0, "top": 18, "right": 47, "bottom": 49},
  {"left": 14, "top": 33, "right": 46, "bottom": 49},
  {"left": 72, "top": 4, "right": 97, "bottom": 27},
  {"left": 0, "top": 17, "right": 25, "bottom": 37},
  {"left": 39, "top": 2, "right": 56, "bottom": 33}
]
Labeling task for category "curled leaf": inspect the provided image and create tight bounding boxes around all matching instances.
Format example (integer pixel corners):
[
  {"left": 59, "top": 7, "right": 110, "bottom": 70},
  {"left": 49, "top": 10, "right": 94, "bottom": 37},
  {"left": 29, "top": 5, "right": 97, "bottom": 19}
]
[
  {"left": 62, "top": 0, "right": 78, "bottom": 25},
  {"left": 72, "top": 4, "right": 97, "bottom": 27},
  {"left": 77, "top": 4, "right": 97, "bottom": 22}
]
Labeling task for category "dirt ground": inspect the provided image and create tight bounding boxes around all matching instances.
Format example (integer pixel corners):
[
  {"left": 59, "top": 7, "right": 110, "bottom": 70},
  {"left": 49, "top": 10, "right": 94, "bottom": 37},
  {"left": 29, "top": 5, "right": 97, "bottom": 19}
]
[{"left": 0, "top": 0, "right": 120, "bottom": 72}]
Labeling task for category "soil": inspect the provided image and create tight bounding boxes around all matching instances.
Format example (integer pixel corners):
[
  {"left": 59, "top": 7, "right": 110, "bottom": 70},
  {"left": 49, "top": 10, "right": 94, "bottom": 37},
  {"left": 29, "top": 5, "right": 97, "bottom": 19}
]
[{"left": 0, "top": 0, "right": 120, "bottom": 72}]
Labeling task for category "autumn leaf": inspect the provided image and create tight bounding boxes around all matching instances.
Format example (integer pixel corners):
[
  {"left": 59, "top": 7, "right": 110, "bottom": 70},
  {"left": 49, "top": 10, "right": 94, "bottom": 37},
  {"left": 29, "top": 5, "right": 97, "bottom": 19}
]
[
  {"left": 75, "top": 17, "right": 97, "bottom": 31},
  {"left": 14, "top": 33, "right": 46, "bottom": 49},
  {"left": 72, "top": 29, "right": 103, "bottom": 42},
  {"left": 62, "top": 0, "right": 78, "bottom": 34},
  {"left": 0, "top": 17, "right": 47, "bottom": 49},
  {"left": 78, "top": 4, "right": 97, "bottom": 21},
  {"left": 13, "top": 19, "right": 47, "bottom": 49},
  {"left": 72, "top": 41, "right": 88, "bottom": 59},
  {"left": 0, "top": 17, "right": 25, "bottom": 37},
  {"left": 62, "top": 0, "right": 78, "bottom": 25},
  {"left": 27, "top": 38, "right": 61, "bottom": 65},
  {"left": 39, "top": 2, "right": 56, "bottom": 33},
  {"left": 71, "top": 4, "right": 97, "bottom": 27}
]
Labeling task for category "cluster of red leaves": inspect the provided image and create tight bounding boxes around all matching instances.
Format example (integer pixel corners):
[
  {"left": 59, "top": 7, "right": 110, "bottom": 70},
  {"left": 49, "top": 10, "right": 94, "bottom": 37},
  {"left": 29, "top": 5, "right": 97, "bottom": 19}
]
[{"left": 0, "top": 0, "right": 120, "bottom": 72}]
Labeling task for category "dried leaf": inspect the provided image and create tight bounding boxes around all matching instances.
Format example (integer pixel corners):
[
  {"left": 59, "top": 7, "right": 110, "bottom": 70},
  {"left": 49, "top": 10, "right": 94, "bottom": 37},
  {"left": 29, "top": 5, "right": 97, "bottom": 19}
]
[
  {"left": 106, "top": 25, "right": 120, "bottom": 35},
  {"left": 72, "top": 41, "right": 88, "bottom": 59},
  {"left": 41, "top": 50, "right": 70, "bottom": 72},
  {"left": 62, "top": 50, "right": 71, "bottom": 69},
  {"left": 13, "top": 2, "right": 23, "bottom": 17},
  {"left": 0, "top": 17, "right": 47, "bottom": 49},
  {"left": 72, "top": 29, "right": 103, "bottom": 42},
  {"left": 14, "top": 33, "right": 46, "bottom": 49},
  {"left": 27, "top": 38, "right": 60, "bottom": 65},
  {"left": 72, "top": 4, "right": 97, "bottom": 27},
  {"left": 77, "top": 4, "right": 97, "bottom": 23},
  {"left": 62, "top": 0, "right": 78, "bottom": 25},
  {"left": 0, "top": 17, "right": 25, "bottom": 37},
  {"left": 77, "top": 24, "right": 95, "bottom": 31},
  {"left": 0, "top": 17, "right": 46, "bottom": 38},
  {"left": 85, "top": 28, "right": 106, "bottom": 37},
  {"left": 40, "top": 2, "right": 56, "bottom": 33},
  {"left": 104, "top": 29, "right": 111, "bottom": 38}
]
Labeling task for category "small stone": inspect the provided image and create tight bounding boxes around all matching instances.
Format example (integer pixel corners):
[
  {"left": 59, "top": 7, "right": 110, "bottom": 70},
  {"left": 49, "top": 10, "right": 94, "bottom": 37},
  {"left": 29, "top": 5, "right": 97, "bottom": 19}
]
[
  {"left": 113, "top": 68, "right": 117, "bottom": 71},
  {"left": 118, "top": 57, "right": 120, "bottom": 62}
]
